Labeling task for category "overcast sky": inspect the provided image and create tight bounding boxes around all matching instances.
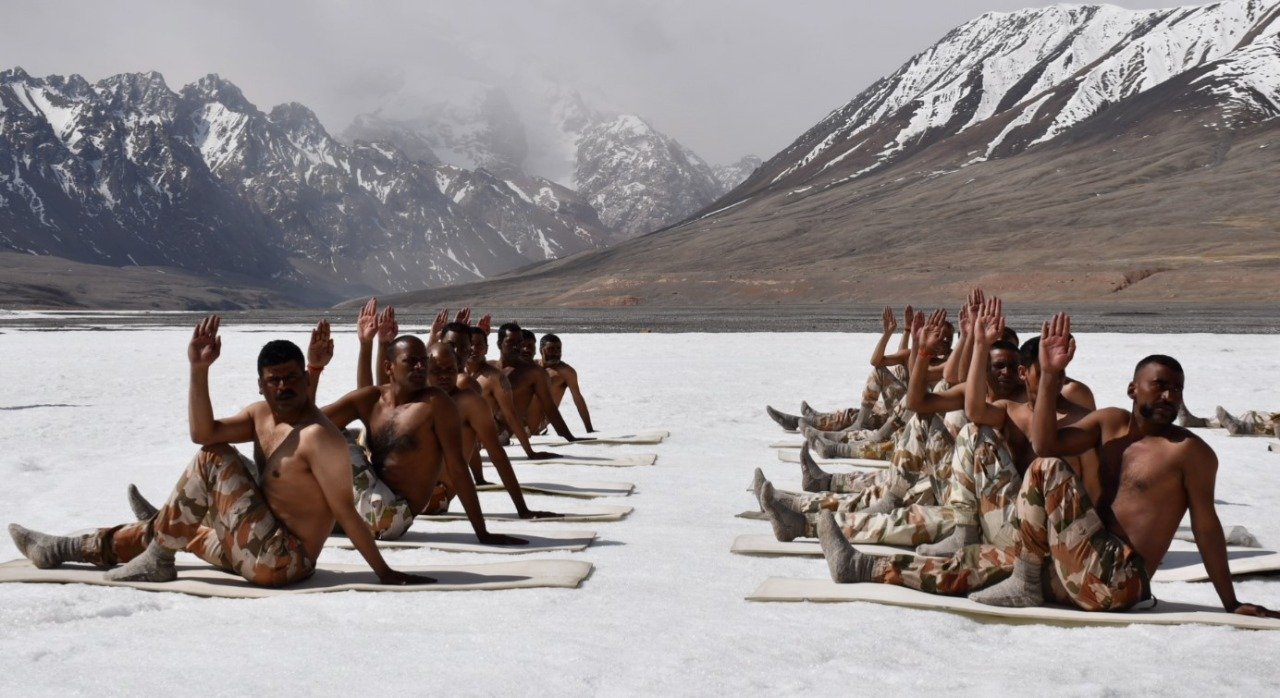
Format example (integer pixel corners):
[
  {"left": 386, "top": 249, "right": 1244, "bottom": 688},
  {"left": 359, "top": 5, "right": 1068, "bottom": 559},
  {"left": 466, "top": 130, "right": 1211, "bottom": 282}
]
[{"left": 2, "top": 0, "right": 1171, "bottom": 164}]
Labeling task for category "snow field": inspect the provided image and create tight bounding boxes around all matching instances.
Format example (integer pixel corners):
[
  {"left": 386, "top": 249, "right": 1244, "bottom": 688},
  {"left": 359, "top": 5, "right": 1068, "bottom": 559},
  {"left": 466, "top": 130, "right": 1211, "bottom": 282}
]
[{"left": 1, "top": 323, "right": 1279, "bottom": 694}]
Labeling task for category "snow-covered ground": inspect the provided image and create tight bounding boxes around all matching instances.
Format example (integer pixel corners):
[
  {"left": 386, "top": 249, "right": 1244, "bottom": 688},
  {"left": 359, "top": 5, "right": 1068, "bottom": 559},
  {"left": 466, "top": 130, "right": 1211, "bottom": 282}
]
[{"left": 2, "top": 320, "right": 1279, "bottom": 694}]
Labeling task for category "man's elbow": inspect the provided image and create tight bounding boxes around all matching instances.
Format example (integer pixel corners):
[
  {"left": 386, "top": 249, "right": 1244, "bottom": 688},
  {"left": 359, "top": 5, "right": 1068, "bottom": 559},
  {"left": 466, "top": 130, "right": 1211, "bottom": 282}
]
[{"left": 189, "top": 428, "right": 215, "bottom": 445}]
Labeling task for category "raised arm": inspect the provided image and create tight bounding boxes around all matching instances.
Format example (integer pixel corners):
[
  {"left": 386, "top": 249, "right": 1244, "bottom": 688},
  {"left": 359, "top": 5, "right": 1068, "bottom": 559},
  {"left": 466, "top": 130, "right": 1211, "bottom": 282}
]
[
  {"left": 355, "top": 298, "right": 378, "bottom": 389},
  {"left": 964, "top": 298, "right": 1009, "bottom": 428},
  {"left": 1028, "top": 314, "right": 1099, "bottom": 457},
  {"left": 868, "top": 307, "right": 902, "bottom": 368},
  {"left": 374, "top": 306, "right": 397, "bottom": 387},
  {"left": 187, "top": 315, "right": 254, "bottom": 445},
  {"left": 308, "top": 427, "right": 433, "bottom": 585},
  {"left": 944, "top": 289, "right": 982, "bottom": 385},
  {"left": 904, "top": 310, "right": 965, "bottom": 415},
  {"left": 306, "top": 320, "right": 333, "bottom": 402},
  {"left": 430, "top": 393, "right": 527, "bottom": 545},
  {"left": 562, "top": 366, "right": 596, "bottom": 433}
]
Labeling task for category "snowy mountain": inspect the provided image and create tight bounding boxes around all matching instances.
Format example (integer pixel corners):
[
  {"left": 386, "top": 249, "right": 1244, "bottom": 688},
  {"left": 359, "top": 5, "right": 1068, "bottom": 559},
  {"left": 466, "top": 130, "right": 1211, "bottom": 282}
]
[
  {"left": 735, "top": 0, "right": 1280, "bottom": 197},
  {"left": 0, "top": 69, "right": 612, "bottom": 303},
  {"left": 348, "top": 84, "right": 728, "bottom": 238},
  {"left": 713, "top": 155, "right": 762, "bottom": 194},
  {"left": 379, "top": 0, "right": 1280, "bottom": 310}
]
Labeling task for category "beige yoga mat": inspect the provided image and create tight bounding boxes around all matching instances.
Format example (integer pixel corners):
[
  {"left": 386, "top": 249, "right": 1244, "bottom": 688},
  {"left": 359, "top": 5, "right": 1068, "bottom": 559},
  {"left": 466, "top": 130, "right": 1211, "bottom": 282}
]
[
  {"left": 769, "top": 439, "right": 804, "bottom": 449},
  {"left": 477, "top": 480, "right": 634, "bottom": 498},
  {"left": 776, "top": 450, "right": 889, "bottom": 469},
  {"left": 495, "top": 453, "right": 657, "bottom": 467},
  {"left": 530, "top": 430, "right": 669, "bottom": 446},
  {"left": 0, "top": 559, "right": 593, "bottom": 598},
  {"left": 745, "top": 577, "right": 1280, "bottom": 630},
  {"left": 329, "top": 528, "right": 596, "bottom": 553},
  {"left": 728, "top": 535, "right": 1280, "bottom": 583},
  {"left": 418, "top": 504, "right": 633, "bottom": 523}
]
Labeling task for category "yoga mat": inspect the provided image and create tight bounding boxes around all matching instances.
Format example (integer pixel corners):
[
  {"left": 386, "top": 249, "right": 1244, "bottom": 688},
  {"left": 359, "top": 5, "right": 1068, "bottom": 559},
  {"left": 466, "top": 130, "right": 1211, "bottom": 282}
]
[
  {"left": 477, "top": 480, "right": 634, "bottom": 498},
  {"left": 728, "top": 535, "right": 1280, "bottom": 583},
  {"left": 745, "top": 578, "right": 1280, "bottom": 630},
  {"left": 529, "top": 430, "right": 669, "bottom": 446},
  {"left": 329, "top": 529, "right": 596, "bottom": 554},
  {"left": 418, "top": 504, "right": 633, "bottom": 523},
  {"left": 769, "top": 439, "right": 804, "bottom": 449},
  {"left": 0, "top": 559, "right": 593, "bottom": 598},
  {"left": 737, "top": 510, "right": 767, "bottom": 521},
  {"left": 776, "top": 450, "right": 889, "bottom": 469},
  {"left": 1174, "top": 525, "right": 1260, "bottom": 548},
  {"left": 494, "top": 453, "right": 657, "bottom": 467}
]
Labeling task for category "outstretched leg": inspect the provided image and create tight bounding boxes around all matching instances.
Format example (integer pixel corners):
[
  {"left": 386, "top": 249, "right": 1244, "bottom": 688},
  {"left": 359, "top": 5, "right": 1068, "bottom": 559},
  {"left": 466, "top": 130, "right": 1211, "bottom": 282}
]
[{"left": 766, "top": 405, "right": 801, "bottom": 431}]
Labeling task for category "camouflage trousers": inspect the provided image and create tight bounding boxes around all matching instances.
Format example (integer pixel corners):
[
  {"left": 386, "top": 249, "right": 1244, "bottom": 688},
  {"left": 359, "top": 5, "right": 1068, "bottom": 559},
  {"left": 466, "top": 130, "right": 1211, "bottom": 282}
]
[
  {"left": 84, "top": 446, "right": 315, "bottom": 587},
  {"left": 870, "top": 458, "right": 1149, "bottom": 611},
  {"left": 943, "top": 424, "right": 1021, "bottom": 549},
  {"left": 808, "top": 366, "right": 907, "bottom": 431},
  {"left": 1233, "top": 410, "right": 1280, "bottom": 436},
  {"left": 347, "top": 434, "right": 416, "bottom": 540}
]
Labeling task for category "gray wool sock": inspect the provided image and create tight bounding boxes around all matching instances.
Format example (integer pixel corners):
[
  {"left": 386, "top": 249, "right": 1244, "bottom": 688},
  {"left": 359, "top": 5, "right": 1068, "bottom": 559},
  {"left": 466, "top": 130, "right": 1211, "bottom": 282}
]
[
  {"left": 8, "top": 524, "right": 89, "bottom": 569},
  {"left": 750, "top": 468, "right": 767, "bottom": 506},
  {"left": 850, "top": 399, "right": 875, "bottom": 430},
  {"left": 127, "top": 485, "right": 159, "bottom": 521},
  {"left": 104, "top": 540, "right": 176, "bottom": 583},
  {"left": 801, "top": 401, "right": 817, "bottom": 418},
  {"left": 1216, "top": 406, "right": 1244, "bottom": 435},
  {"left": 817, "top": 511, "right": 876, "bottom": 583},
  {"left": 1177, "top": 404, "right": 1210, "bottom": 428},
  {"left": 761, "top": 482, "right": 808, "bottom": 542},
  {"left": 766, "top": 405, "right": 800, "bottom": 431},
  {"left": 915, "top": 523, "right": 979, "bottom": 557},
  {"left": 799, "top": 445, "right": 832, "bottom": 492},
  {"left": 968, "top": 556, "right": 1044, "bottom": 607}
]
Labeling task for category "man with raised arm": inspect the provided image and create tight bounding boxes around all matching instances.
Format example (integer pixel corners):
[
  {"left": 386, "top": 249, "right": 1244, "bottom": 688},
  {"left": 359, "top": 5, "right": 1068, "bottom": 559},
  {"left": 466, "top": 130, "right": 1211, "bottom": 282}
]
[
  {"left": 8, "top": 316, "right": 431, "bottom": 586},
  {"left": 818, "top": 314, "right": 1280, "bottom": 618},
  {"left": 525, "top": 333, "right": 597, "bottom": 435},
  {"left": 494, "top": 322, "right": 581, "bottom": 444},
  {"left": 318, "top": 334, "right": 525, "bottom": 546}
]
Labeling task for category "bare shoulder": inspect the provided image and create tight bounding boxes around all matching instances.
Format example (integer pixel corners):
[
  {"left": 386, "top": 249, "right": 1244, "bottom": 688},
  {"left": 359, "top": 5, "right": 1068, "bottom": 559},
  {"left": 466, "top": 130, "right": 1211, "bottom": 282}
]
[
  {"left": 1169, "top": 426, "right": 1215, "bottom": 460},
  {"left": 1062, "top": 378, "right": 1096, "bottom": 409},
  {"left": 297, "top": 417, "right": 346, "bottom": 454}
]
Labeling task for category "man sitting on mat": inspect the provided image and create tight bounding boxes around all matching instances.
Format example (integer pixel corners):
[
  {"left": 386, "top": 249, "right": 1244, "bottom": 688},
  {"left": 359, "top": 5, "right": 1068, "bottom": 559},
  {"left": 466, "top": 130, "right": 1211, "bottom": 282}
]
[
  {"left": 818, "top": 314, "right": 1279, "bottom": 618},
  {"left": 526, "top": 333, "right": 597, "bottom": 436},
  {"left": 8, "top": 316, "right": 433, "bottom": 587}
]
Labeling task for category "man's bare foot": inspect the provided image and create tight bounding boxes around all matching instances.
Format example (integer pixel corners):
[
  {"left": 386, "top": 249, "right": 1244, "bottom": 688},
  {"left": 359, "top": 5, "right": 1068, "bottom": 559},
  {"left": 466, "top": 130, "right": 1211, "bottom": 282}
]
[
  {"left": 799, "top": 445, "right": 832, "bottom": 492},
  {"left": 817, "top": 512, "right": 875, "bottom": 583},
  {"left": 968, "top": 556, "right": 1043, "bottom": 607},
  {"left": 766, "top": 405, "right": 800, "bottom": 431},
  {"left": 8, "top": 524, "right": 88, "bottom": 568},
  {"left": 104, "top": 541, "right": 176, "bottom": 582}
]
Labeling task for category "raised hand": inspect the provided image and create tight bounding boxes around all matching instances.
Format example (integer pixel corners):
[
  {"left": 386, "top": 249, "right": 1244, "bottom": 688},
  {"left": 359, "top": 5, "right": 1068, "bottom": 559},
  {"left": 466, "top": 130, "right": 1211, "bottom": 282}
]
[
  {"left": 967, "top": 288, "right": 985, "bottom": 315},
  {"left": 903, "top": 305, "right": 915, "bottom": 334},
  {"left": 880, "top": 306, "right": 897, "bottom": 335},
  {"left": 308, "top": 319, "right": 334, "bottom": 369},
  {"left": 921, "top": 308, "right": 949, "bottom": 355},
  {"left": 1039, "top": 312, "right": 1076, "bottom": 374},
  {"left": 376, "top": 306, "right": 398, "bottom": 344},
  {"left": 910, "top": 310, "right": 927, "bottom": 352},
  {"left": 478, "top": 314, "right": 492, "bottom": 335},
  {"left": 356, "top": 298, "right": 378, "bottom": 344},
  {"left": 958, "top": 304, "right": 973, "bottom": 336},
  {"left": 188, "top": 315, "right": 222, "bottom": 368},
  {"left": 455, "top": 307, "right": 472, "bottom": 326},
  {"left": 430, "top": 308, "right": 449, "bottom": 341},
  {"left": 974, "top": 297, "right": 1005, "bottom": 346}
]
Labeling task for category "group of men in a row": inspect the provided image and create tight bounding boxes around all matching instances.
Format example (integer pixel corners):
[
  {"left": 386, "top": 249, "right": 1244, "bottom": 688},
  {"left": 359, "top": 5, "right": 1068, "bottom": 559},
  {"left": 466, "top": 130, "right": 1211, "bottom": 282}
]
[
  {"left": 9, "top": 302, "right": 597, "bottom": 587},
  {"left": 760, "top": 293, "right": 1278, "bottom": 618}
]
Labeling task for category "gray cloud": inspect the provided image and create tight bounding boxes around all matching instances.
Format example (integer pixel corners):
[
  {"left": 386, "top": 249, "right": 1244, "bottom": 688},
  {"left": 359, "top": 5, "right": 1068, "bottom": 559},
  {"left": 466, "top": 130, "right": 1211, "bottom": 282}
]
[{"left": 1, "top": 0, "right": 1174, "bottom": 164}]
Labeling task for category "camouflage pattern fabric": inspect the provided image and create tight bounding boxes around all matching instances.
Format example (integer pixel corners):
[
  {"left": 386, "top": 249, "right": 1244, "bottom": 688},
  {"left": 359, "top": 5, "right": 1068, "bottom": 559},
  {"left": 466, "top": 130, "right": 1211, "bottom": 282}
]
[
  {"left": 831, "top": 503, "right": 956, "bottom": 546},
  {"left": 85, "top": 446, "right": 315, "bottom": 587},
  {"left": 346, "top": 434, "right": 416, "bottom": 540},
  {"left": 944, "top": 424, "right": 1021, "bottom": 548},
  {"left": 1018, "top": 457, "right": 1148, "bottom": 611},
  {"left": 1235, "top": 410, "right": 1280, "bottom": 436},
  {"left": 873, "top": 543, "right": 1015, "bottom": 593},
  {"left": 810, "top": 366, "right": 908, "bottom": 431}
]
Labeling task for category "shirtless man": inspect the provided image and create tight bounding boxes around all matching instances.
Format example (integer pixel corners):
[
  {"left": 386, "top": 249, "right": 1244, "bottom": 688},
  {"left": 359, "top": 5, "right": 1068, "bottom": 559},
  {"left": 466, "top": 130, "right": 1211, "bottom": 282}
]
[
  {"left": 494, "top": 322, "right": 580, "bottom": 443},
  {"left": 8, "top": 316, "right": 430, "bottom": 586},
  {"left": 456, "top": 323, "right": 564, "bottom": 460},
  {"left": 422, "top": 341, "right": 559, "bottom": 519},
  {"left": 819, "top": 314, "right": 1280, "bottom": 617},
  {"left": 525, "top": 333, "right": 596, "bottom": 435},
  {"left": 319, "top": 334, "right": 524, "bottom": 546}
]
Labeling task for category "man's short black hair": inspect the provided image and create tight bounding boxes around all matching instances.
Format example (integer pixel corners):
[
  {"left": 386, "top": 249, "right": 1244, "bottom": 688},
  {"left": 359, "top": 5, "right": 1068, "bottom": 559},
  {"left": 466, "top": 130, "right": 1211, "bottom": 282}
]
[
  {"left": 468, "top": 326, "right": 486, "bottom": 338},
  {"left": 443, "top": 322, "right": 470, "bottom": 337},
  {"left": 1001, "top": 327, "right": 1019, "bottom": 346},
  {"left": 521, "top": 329, "right": 535, "bottom": 341},
  {"left": 387, "top": 334, "right": 425, "bottom": 360},
  {"left": 1018, "top": 337, "right": 1040, "bottom": 367},
  {"left": 497, "top": 322, "right": 520, "bottom": 346},
  {"left": 540, "top": 333, "right": 561, "bottom": 347},
  {"left": 990, "top": 340, "right": 1019, "bottom": 355},
  {"left": 258, "top": 340, "right": 305, "bottom": 374},
  {"left": 1135, "top": 354, "right": 1183, "bottom": 377}
]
